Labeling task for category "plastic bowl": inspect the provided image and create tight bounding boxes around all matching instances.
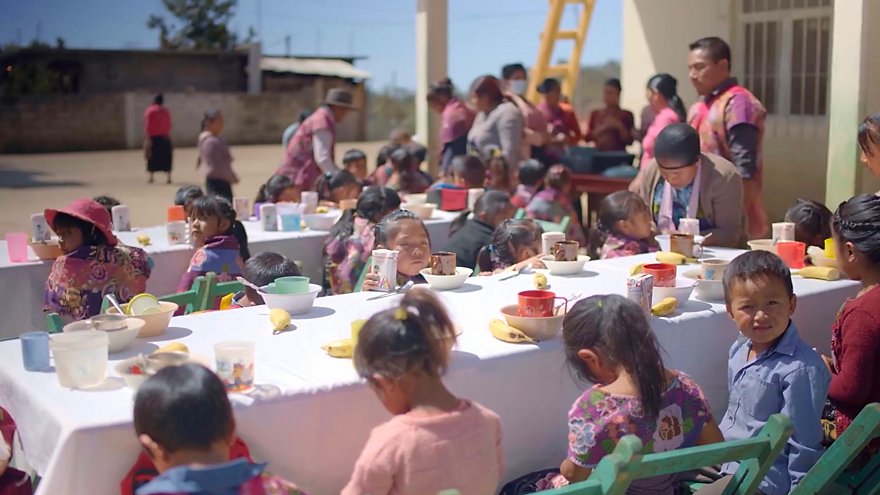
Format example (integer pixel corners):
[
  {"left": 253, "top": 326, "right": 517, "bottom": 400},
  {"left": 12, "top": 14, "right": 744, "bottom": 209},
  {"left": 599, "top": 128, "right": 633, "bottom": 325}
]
[
  {"left": 748, "top": 239, "right": 777, "bottom": 254},
  {"left": 62, "top": 317, "right": 145, "bottom": 354},
  {"left": 405, "top": 193, "right": 427, "bottom": 205},
  {"left": 682, "top": 269, "right": 725, "bottom": 302},
  {"left": 107, "top": 301, "right": 177, "bottom": 338},
  {"left": 303, "top": 212, "right": 340, "bottom": 231},
  {"left": 260, "top": 283, "right": 322, "bottom": 314},
  {"left": 420, "top": 267, "right": 473, "bottom": 290},
  {"left": 50, "top": 331, "right": 108, "bottom": 388},
  {"left": 30, "top": 240, "right": 63, "bottom": 260},
  {"left": 652, "top": 278, "right": 696, "bottom": 306},
  {"left": 401, "top": 203, "right": 435, "bottom": 220},
  {"left": 500, "top": 304, "right": 565, "bottom": 341},
  {"left": 540, "top": 255, "right": 590, "bottom": 275},
  {"left": 114, "top": 356, "right": 150, "bottom": 390},
  {"left": 811, "top": 253, "right": 839, "bottom": 269}
]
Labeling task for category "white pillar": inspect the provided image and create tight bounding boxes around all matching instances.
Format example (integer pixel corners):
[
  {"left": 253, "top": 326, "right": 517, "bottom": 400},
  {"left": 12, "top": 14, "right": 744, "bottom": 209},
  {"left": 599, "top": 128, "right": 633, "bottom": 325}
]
[
  {"left": 416, "top": 0, "right": 447, "bottom": 175},
  {"left": 825, "top": 0, "right": 867, "bottom": 207}
]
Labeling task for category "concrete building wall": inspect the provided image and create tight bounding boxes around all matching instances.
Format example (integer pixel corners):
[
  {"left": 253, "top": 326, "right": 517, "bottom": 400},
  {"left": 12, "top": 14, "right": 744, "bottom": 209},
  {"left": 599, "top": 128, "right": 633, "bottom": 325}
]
[{"left": 1, "top": 87, "right": 366, "bottom": 153}]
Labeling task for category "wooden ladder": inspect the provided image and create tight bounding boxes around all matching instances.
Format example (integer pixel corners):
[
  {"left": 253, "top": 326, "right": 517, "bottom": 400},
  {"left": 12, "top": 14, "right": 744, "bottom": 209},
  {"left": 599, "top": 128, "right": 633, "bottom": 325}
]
[{"left": 527, "top": 0, "right": 596, "bottom": 103}]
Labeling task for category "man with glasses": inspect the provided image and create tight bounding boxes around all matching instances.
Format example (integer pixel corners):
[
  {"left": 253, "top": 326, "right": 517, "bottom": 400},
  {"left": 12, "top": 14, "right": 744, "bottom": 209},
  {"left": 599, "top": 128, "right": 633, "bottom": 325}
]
[{"left": 636, "top": 123, "right": 745, "bottom": 248}]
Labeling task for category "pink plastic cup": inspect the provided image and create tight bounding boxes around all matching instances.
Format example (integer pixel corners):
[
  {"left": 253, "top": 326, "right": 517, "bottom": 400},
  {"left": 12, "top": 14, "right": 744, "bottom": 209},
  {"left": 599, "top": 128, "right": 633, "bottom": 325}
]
[{"left": 6, "top": 232, "right": 28, "bottom": 263}]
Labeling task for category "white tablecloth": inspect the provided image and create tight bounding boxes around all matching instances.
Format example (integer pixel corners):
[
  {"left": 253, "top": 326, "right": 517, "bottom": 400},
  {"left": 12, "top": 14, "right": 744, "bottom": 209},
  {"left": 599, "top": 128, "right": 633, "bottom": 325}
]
[
  {"left": 0, "top": 249, "right": 858, "bottom": 495},
  {"left": 0, "top": 211, "right": 458, "bottom": 339}
]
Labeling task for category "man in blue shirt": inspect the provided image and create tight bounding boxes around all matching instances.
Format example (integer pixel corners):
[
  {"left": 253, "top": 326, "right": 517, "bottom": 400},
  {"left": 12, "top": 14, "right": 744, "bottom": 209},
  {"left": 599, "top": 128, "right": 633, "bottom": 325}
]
[{"left": 701, "top": 250, "right": 829, "bottom": 494}]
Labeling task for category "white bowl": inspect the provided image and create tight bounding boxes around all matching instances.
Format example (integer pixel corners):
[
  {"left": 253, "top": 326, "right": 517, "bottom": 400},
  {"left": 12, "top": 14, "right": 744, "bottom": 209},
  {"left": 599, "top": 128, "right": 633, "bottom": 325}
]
[
  {"left": 420, "top": 267, "right": 473, "bottom": 290},
  {"left": 747, "top": 239, "right": 777, "bottom": 254},
  {"left": 655, "top": 234, "right": 706, "bottom": 252},
  {"left": 681, "top": 270, "right": 724, "bottom": 302},
  {"left": 811, "top": 253, "right": 839, "bottom": 269},
  {"left": 107, "top": 301, "right": 177, "bottom": 338},
  {"left": 114, "top": 356, "right": 150, "bottom": 390},
  {"left": 540, "top": 255, "right": 590, "bottom": 275},
  {"left": 405, "top": 193, "right": 427, "bottom": 205},
  {"left": 259, "top": 283, "right": 322, "bottom": 314},
  {"left": 63, "top": 318, "right": 145, "bottom": 353},
  {"left": 401, "top": 202, "right": 435, "bottom": 220},
  {"left": 652, "top": 278, "right": 696, "bottom": 306},
  {"left": 500, "top": 304, "right": 565, "bottom": 341},
  {"left": 303, "top": 212, "right": 340, "bottom": 231}
]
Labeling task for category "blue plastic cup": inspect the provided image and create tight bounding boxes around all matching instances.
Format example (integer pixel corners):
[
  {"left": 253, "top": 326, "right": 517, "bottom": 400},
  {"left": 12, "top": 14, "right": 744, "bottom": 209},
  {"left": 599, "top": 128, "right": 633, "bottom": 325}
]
[{"left": 21, "top": 331, "right": 51, "bottom": 371}]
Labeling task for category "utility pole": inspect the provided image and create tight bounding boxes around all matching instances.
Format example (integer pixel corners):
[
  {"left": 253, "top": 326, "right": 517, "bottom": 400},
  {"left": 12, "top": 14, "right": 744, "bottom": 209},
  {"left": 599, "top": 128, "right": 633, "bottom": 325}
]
[
  {"left": 36, "top": 21, "right": 42, "bottom": 44},
  {"left": 256, "top": 0, "right": 263, "bottom": 41}
]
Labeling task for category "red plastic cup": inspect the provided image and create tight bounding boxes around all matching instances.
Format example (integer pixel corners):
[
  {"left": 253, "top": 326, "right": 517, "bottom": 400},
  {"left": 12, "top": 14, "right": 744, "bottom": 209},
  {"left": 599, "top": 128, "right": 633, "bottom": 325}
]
[
  {"left": 167, "top": 205, "right": 186, "bottom": 222},
  {"left": 777, "top": 241, "right": 806, "bottom": 269},
  {"left": 517, "top": 290, "right": 567, "bottom": 318},
  {"left": 642, "top": 263, "right": 677, "bottom": 287}
]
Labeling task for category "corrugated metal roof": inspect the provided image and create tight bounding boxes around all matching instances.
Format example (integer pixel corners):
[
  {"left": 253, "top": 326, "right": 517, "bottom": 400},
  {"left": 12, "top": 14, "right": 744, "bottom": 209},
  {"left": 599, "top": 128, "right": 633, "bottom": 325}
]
[{"left": 260, "top": 57, "right": 371, "bottom": 80}]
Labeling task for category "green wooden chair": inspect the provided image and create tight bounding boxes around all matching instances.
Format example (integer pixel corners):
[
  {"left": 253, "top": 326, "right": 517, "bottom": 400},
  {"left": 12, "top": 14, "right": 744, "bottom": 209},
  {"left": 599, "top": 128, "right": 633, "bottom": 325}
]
[
  {"left": 46, "top": 313, "right": 64, "bottom": 334},
  {"left": 534, "top": 215, "right": 571, "bottom": 235},
  {"left": 159, "top": 276, "right": 208, "bottom": 315},
  {"left": 200, "top": 272, "right": 244, "bottom": 311},
  {"left": 514, "top": 208, "right": 527, "bottom": 219},
  {"left": 793, "top": 402, "right": 880, "bottom": 495},
  {"left": 540, "top": 436, "right": 639, "bottom": 495},
  {"left": 354, "top": 257, "right": 372, "bottom": 293},
  {"left": 544, "top": 414, "right": 793, "bottom": 495}
]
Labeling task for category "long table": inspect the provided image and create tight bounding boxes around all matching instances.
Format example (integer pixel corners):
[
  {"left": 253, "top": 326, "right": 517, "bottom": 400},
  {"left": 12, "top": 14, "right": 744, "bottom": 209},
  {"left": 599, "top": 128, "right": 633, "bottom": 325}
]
[
  {"left": 0, "top": 249, "right": 858, "bottom": 495},
  {"left": 0, "top": 211, "right": 458, "bottom": 339}
]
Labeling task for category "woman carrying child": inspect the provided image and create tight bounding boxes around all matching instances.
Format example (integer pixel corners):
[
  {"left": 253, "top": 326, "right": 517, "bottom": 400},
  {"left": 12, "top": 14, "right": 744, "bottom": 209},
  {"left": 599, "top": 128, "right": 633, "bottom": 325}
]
[{"left": 44, "top": 199, "right": 151, "bottom": 321}]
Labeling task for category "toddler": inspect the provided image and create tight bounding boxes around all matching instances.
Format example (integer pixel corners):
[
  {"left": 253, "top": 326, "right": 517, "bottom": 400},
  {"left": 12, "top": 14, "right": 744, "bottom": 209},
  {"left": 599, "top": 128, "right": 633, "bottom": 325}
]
[
  {"left": 174, "top": 185, "right": 204, "bottom": 218},
  {"left": 234, "top": 252, "right": 301, "bottom": 307},
  {"left": 526, "top": 164, "right": 586, "bottom": 245},
  {"left": 315, "top": 170, "right": 362, "bottom": 206},
  {"left": 476, "top": 218, "right": 544, "bottom": 274},
  {"left": 510, "top": 159, "right": 546, "bottom": 209},
  {"left": 784, "top": 198, "right": 832, "bottom": 249},
  {"left": 444, "top": 191, "right": 516, "bottom": 270},
  {"left": 342, "top": 149, "right": 368, "bottom": 181},
  {"left": 256, "top": 174, "right": 300, "bottom": 204},
  {"left": 177, "top": 196, "right": 248, "bottom": 292},
  {"left": 361, "top": 210, "right": 431, "bottom": 291},
  {"left": 587, "top": 190, "right": 657, "bottom": 259}
]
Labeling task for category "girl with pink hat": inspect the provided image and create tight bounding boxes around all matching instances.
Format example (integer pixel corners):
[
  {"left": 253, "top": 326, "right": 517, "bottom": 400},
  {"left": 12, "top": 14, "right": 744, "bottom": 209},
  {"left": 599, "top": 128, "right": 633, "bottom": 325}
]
[{"left": 43, "top": 198, "right": 151, "bottom": 321}]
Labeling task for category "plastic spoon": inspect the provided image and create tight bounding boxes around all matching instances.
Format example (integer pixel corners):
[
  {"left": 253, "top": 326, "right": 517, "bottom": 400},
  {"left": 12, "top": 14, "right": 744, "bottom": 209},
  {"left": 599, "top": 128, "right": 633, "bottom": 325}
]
[{"left": 105, "top": 294, "right": 126, "bottom": 315}]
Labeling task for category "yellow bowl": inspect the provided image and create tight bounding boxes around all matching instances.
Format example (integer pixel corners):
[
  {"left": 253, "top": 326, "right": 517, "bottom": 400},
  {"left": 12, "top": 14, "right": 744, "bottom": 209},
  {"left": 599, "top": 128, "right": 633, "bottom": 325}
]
[
  {"left": 107, "top": 301, "right": 178, "bottom": 337},
  {"left": 30, "top": 240, "right": 63, "bottom": 260}
]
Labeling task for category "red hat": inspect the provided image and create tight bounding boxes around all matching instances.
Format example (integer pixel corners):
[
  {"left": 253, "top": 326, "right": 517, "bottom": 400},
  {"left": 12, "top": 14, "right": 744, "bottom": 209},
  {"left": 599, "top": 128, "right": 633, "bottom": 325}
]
[{"left": 45, "top": 199, "right": 119, "bottom": 246}]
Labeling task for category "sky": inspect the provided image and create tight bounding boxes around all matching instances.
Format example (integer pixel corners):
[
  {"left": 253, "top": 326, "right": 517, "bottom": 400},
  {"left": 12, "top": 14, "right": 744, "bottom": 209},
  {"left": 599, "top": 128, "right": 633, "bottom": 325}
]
[{"left": 1, "top": 0, "right": 621, "bottom": 91}]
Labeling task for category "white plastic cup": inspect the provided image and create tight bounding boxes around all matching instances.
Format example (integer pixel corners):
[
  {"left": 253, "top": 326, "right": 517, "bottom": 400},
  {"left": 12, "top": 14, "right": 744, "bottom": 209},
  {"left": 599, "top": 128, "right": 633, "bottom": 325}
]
[
  {"left": 541, "top": 232, "right": 566, "bottom": 257},
  {"left": 772, "top": 222, "right": 795, "bottom": 244},
  {"left": 467, "top": 188, "right": 484, "bottom": 212},
  {"left": 111, "top": 205, "right": 131, "bottom": 232},
  {"left": 233, "top": 197, "right": 251, "bottom": 221},
  {"left": 167, "top": 221, "right": 187, "bottom": 245},
  {"left": 260, "top": 203, "right": 278, "bottom": 231},
  {"left": 301, "top": 192, "right": 319, "bottom": 214},
  {"left": 50, "top": 331, "right": 109, "bottom": 388},
  {"left": 215, "top": 341, "right": 255, "bottom": 392},
  {"left": 31, "top": 213, "right": 51, "bottom": 242},
  {"left": 679, "top": 218, "right": 700, "bottom": 236}
]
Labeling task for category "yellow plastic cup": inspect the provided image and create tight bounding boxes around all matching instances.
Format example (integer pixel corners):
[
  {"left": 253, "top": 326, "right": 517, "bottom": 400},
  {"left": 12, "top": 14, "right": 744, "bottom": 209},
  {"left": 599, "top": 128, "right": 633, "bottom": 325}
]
[
  {"left": 350, "top": 319, "right": 366, "bottom": 347},
  {"left": 824, "top": 238, "right": 836, "bottom": 259}
]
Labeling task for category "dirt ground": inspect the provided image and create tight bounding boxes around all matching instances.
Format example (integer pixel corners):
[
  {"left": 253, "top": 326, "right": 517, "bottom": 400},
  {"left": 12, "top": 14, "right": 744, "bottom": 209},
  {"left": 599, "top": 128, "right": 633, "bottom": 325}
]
[{"left": 0, "top": 141, "right": 385, "bottom": 235}]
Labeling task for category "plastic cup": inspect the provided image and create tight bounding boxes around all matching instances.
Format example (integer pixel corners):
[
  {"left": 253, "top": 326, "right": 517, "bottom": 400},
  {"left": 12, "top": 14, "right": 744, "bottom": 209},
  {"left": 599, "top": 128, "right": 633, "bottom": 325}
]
[
  {"left": 21, "top": 331, "right": 50, "bottom": 371},
  {"left": 824, "top": 238, "right": 836, "bottom": 259},
  {"left": 167, "top": 221, "right": 187, "bottom": 245},
  {"left": 274, "top": 276, "right": 310, "bottom": 294},
  {"left": 167, "top": 205, "right": 186, "bottom": 222},
  {"left": 49, "top": 331, "right": 109, "bottom": 388},
  {"left": 777, "top": 241, "right": 806, "bottom": 269},
  {"left": 215, "top": 341, "right": 255, "bottom": 392},
  {"left": 6, "top": 232, "right": 29, "bottom": 263}
]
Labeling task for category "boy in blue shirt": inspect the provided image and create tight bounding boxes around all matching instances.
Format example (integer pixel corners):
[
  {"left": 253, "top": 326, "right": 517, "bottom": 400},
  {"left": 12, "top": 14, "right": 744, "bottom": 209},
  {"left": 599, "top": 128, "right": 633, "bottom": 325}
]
[
  {"left": 133, "top": 364, "right": 306, "bottom": 495},
  {"left": 701, "top": 250, "right": 829, "bottom": 494}
]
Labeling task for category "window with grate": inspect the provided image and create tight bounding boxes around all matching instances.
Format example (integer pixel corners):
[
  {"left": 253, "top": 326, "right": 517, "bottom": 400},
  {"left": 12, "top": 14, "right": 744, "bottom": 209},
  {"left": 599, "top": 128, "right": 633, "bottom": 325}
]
[{"left": 739, "top": 0, "right": 833, "bottom": 116}]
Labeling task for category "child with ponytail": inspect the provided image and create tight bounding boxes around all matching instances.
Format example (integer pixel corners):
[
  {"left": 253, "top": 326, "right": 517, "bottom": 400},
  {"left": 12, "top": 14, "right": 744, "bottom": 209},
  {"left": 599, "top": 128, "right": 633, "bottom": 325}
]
[
  {"left": 342, "top": 289, "right": 503, "bottom": 495},
  {"left": 587, "top": 190, "right": 657, "bottom": 259}
]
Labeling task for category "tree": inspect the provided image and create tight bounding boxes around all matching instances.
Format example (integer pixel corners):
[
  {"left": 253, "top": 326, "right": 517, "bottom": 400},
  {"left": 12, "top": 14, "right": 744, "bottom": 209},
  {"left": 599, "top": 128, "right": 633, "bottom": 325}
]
[{"left": 147, "top": 0, "right": 251, "bottom": 50}]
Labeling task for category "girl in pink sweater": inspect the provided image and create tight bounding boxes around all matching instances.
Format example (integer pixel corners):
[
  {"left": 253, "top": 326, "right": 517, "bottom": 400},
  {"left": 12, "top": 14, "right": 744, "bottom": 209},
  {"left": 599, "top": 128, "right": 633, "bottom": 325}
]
[{"left": 342, "top": 289, "right": 504, "bottom": 495}]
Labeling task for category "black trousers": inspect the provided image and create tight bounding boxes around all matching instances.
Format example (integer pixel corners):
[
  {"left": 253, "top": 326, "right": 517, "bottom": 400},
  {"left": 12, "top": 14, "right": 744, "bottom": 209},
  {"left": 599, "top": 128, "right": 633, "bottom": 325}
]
[{"left": 205, "top": 178, "right": 233, "bottom": 201}]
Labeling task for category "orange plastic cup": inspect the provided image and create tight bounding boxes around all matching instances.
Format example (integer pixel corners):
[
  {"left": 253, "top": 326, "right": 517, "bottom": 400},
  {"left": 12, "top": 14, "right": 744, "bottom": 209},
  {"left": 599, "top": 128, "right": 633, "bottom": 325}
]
[{"left": 167, "top": 205, "right": 186, "bottom": 222}]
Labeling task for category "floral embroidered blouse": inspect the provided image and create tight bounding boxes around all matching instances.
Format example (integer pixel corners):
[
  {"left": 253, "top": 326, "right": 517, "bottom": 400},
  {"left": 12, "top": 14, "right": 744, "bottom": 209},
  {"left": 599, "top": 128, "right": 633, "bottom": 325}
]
[
  {"left": 600, "top": 233, "right": 658, "bottom": 259},
  {"left": 44, "top": 244, "right": 151, "bottom": 321},
  {"left": 325, "top": 216, "right": 376, "bottom": 295},
  {"left": 567, "top": 372, "right": 713, "bottom": 492}
]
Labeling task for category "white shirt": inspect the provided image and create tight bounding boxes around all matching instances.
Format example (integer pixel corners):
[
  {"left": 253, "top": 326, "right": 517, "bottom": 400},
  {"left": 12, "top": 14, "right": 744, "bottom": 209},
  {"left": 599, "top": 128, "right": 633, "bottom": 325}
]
[{"left": 313, "top": 128, "right": 340, "bottom": 173}]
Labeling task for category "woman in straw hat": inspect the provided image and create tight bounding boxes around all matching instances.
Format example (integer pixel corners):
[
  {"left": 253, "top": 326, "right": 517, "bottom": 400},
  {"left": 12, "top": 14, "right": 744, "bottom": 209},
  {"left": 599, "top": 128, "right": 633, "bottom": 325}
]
[{"left": 278, "top": 88, "right": 358, "bottom": 193}]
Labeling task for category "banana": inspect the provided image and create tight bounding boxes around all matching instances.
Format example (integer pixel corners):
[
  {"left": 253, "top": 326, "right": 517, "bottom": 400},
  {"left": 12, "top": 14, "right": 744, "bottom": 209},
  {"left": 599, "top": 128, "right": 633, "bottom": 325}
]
[
  {"left": 322, "top": 338, "right": 354, "bottom": 358},
  {"left": 533, "top": 272, "right": 548, "bottom": 290},
  {"left": 136, "top": 234, "right": 152, "bottom": 247},
  {"left": 316, "top": 206, "right": 330, "bottom": 214},
  {"left": 629, "top": 263, "right": 646, "bottom": 276},
  {"left": 797, "top": 266, "right": 840, "bottom": 281},
  {"left": 155, "top": 342, "right": 189, "bottom": 355},
  {"left": 489, "top": 319, "right": 535, "bottom": 344},
  {"left": 269, "top": 308, "right": 291, "bottom": 332},
  {"left": 656, "top": 251, "right": 689, "bottom": 265},
  {"left": 651, "top": 297, "right": 678, "bottom": 317}
]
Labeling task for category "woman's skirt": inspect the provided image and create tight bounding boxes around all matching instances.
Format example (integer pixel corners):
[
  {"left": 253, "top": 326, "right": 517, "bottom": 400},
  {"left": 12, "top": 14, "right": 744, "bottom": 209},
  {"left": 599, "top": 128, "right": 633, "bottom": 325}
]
[{"left": 146, "top": 136, "right": 173, "bottom": 173}]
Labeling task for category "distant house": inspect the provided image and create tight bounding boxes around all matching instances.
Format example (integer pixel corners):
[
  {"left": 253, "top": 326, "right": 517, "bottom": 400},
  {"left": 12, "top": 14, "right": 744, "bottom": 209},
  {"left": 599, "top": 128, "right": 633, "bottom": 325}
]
[{"left": 0, "top": 45, "right": 370, "bottom": 152}]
